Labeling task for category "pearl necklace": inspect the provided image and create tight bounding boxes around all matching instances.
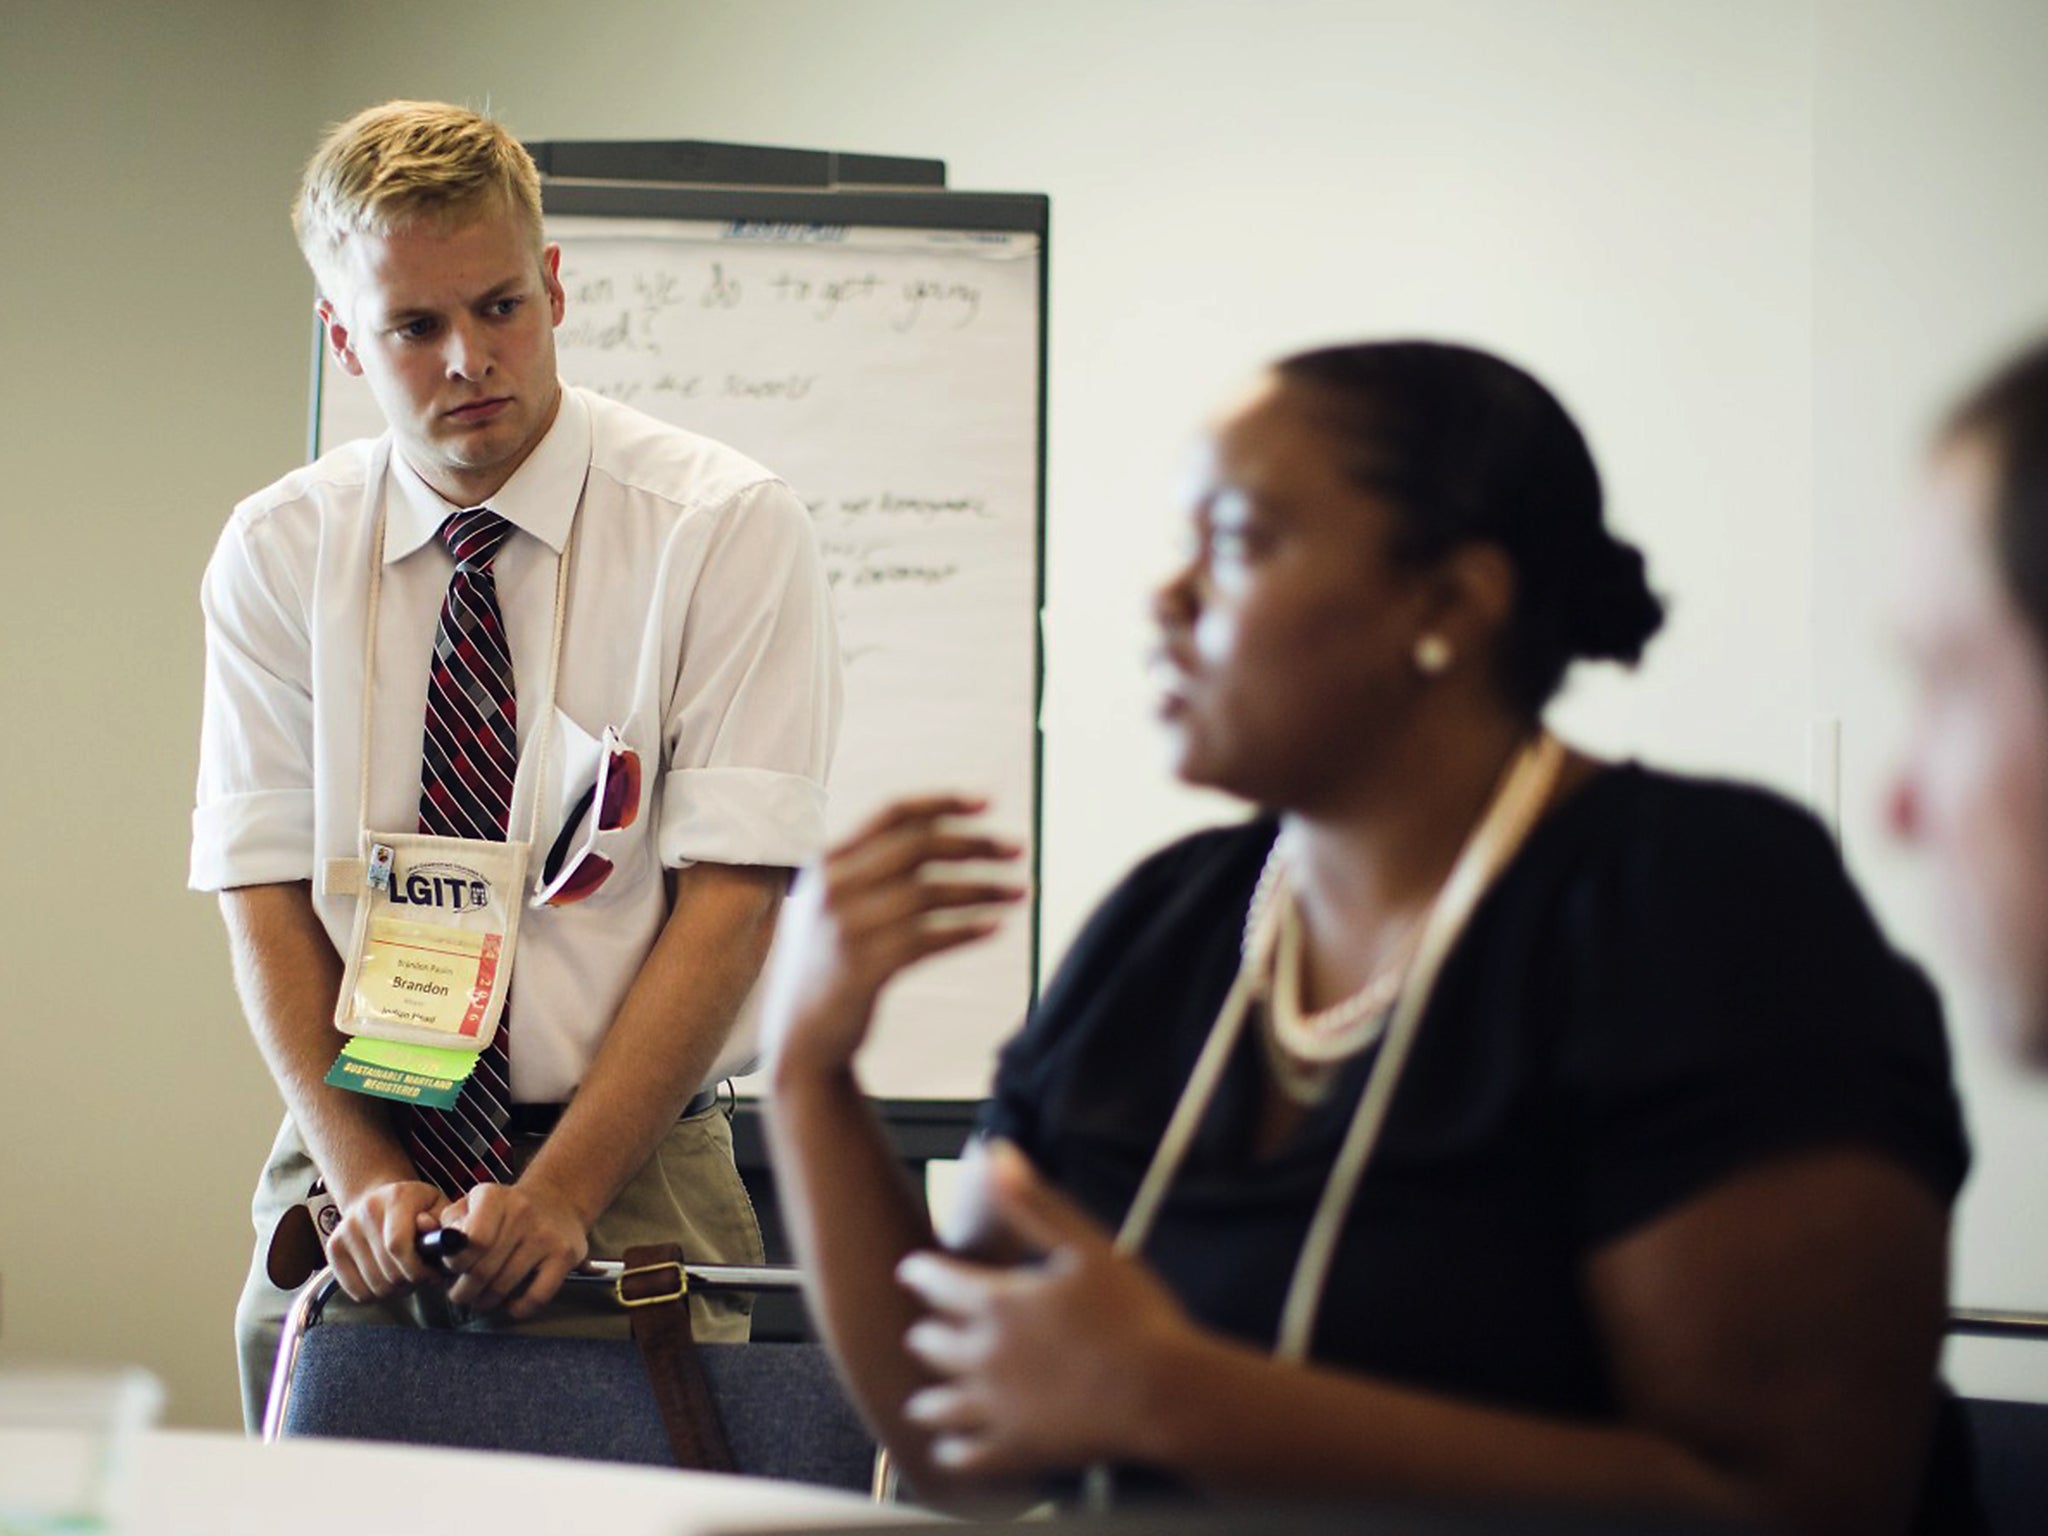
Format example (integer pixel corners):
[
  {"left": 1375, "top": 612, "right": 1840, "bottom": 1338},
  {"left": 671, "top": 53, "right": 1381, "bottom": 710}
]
[
  {"left": 1273, "top": 886, "right": 1420, "bottom": 1059},
  {"left": 1105, "top": 733, "right": 1564, "bottom": 1394},
  {"left": 1243, "top": 843, "right": 1423, "bottom": 1102}
]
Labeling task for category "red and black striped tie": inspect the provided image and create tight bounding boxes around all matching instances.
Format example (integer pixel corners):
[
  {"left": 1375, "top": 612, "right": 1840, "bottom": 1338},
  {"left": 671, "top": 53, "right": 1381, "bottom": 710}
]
[{"left": 406, "top": 506, "right": 518, "bottom": 1197}]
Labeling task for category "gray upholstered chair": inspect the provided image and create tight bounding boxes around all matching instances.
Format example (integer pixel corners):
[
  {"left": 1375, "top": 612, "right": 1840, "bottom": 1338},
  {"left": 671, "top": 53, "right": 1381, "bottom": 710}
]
[
  {"left": 1959, "top": 1392, "right": 2048, "bottom": 1535},
  {"left": 1948, "top": 1308, "right": 2048, "bottom": 1536},
  {"left": 264, "top": 1261, "right": 884, "bottom": 1496}
]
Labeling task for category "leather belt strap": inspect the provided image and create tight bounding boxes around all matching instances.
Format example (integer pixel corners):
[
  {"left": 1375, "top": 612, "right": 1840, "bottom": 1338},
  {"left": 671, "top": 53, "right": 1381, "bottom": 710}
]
[
  {"left": 509, "top": 1087, "right": 719, "bottom": 1139},
  {"left": 619, "top": 1242, "right": 735, "bottom": 1472}
]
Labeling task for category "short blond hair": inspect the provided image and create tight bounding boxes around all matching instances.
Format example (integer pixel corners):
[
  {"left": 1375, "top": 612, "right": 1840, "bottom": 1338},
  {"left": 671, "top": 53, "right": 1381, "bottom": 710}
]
[{"left": 293, "top": 100, "right": 544, "bottom": 300}]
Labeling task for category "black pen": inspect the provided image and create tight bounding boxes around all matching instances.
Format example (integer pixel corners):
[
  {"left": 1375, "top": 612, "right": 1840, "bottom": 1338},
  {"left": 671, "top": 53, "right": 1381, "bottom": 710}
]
[{"left": 416, "top": 1227, "right": 469, "bottom": 1274}]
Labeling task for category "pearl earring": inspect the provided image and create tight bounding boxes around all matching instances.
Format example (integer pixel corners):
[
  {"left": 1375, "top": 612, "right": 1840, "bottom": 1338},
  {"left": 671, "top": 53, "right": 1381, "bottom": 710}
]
[{"left": 1414, "top": 634, "right": 1454, "bottom": 676}]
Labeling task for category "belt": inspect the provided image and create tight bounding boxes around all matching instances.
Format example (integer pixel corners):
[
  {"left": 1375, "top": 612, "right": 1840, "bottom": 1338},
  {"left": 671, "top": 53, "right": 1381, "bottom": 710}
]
[{"left": 507, "top": 1087, "right": 720, "bottom": 1140}]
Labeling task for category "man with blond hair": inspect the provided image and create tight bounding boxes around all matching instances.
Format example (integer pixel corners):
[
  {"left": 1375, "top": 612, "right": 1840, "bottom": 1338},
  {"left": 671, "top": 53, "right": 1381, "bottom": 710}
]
[{"left": 193, "top": 101, "right": 841, "bottom": 1428}]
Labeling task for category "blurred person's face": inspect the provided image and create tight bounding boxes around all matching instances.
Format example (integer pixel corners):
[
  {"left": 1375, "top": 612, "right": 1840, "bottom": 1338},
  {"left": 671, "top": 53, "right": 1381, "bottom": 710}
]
[
  {"left": 1149, "top": 374, "right": 1444, "bottom": 814},
  {"left": 1890, "top": 433, "right": 2048, "bottom": 1064}
]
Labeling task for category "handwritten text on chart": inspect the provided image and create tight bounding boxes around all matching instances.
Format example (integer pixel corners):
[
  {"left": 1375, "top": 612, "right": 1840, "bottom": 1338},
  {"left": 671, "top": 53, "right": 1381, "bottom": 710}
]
[
  {"left": 808, "top": 490, "right": 992, "bottom": 620},
  {"left": 817, "top": 537, "right": 960, "bottom": 593},
  {"left": 813, "top": 494, "right": 988, "bottom": 588},
  {"left": 812, "top": 491, "right": 995, "bottom": 524},
  {"left": 561, "top": 264, "right": 983, "bottom": 347},
  {"left": 569, "top": 371, "right": 817, "bottom": 406}
]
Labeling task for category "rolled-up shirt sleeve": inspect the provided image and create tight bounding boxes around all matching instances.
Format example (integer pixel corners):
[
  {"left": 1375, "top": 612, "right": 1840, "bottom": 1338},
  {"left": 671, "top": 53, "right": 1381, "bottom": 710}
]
[
  {"left": 659, "top": 480, "right": 842, "bottom": 869},
  {"left": 190, "top": 508, "right": 318, "bottom": 890}
]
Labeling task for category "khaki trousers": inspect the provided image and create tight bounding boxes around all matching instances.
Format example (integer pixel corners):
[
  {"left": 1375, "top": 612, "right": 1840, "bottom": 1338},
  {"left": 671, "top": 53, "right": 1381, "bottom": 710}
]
[{"left": 234, "top": 1106, "right": 766, "bottom": 1432}]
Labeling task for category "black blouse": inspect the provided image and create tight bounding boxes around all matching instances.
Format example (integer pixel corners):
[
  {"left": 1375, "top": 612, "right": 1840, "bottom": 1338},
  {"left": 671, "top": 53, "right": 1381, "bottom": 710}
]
[{"left": 980, "top": 764, "right": 1977, "bottom": 1522}]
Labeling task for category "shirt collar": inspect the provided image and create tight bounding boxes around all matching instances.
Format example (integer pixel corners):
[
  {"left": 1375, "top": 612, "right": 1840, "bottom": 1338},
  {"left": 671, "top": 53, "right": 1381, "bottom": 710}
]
[{"left": 382, "top": 385, "right": 590, "bottom": 562}]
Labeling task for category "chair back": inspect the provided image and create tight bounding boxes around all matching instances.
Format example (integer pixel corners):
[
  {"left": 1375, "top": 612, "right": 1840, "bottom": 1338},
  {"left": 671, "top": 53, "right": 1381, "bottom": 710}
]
[
  {"left": 1962, "top": 1396, "right": 2048, "bottom": 1536},
  {"left": 279, "top": 1326, "right": 876, "bottom": 1491}
]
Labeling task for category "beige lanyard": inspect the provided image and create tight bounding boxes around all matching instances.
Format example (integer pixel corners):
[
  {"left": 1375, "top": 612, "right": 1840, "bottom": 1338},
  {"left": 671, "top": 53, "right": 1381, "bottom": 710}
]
[
  {"left": 352, "top": 439, "right": 584, "bottom": 852},
  {"left": 1111, "top": 732, "right": 1567, "bottom": 1364}
]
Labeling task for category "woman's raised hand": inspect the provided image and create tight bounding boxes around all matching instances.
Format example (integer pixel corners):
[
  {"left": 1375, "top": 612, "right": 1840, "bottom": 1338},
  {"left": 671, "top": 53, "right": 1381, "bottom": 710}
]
[{"left": 761, "top": 795, "right": 1026, "bottom": 1083}]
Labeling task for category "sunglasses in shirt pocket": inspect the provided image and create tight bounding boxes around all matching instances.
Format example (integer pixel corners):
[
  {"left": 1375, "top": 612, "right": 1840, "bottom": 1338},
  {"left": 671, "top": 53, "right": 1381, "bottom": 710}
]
[{"left": 533, "top": 712, "right": 650, "bottom": 908}]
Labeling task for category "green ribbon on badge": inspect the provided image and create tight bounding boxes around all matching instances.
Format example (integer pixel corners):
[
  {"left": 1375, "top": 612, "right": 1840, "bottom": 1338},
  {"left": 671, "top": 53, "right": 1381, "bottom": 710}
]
[{"left": 324, "top": 1037, "right": 481, "bottom": 1109}]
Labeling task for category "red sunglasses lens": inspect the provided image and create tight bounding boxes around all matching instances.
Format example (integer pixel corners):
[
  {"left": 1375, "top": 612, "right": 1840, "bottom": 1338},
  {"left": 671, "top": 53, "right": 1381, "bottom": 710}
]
[
  {"left": 598, "top": 748, "right": 642, "bottom": 832},
  {"left": 548, "top": 852, "right": 615, "bottom": 906}
]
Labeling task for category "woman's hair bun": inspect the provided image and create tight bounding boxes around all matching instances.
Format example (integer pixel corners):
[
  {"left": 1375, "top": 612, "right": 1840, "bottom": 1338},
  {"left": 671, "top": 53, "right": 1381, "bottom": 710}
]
[
  {"left": 1561, "top": 535, "right": 1665, "bottom": 666},
  {"left": 1276, "top": 339, "right": 1666, "bottom": 713}
]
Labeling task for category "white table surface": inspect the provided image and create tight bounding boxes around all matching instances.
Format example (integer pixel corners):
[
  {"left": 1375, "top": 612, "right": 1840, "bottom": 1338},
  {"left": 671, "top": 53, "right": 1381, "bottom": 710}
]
[{"left": 8, "top": 1427, "right": 931, "bottom": 1536}]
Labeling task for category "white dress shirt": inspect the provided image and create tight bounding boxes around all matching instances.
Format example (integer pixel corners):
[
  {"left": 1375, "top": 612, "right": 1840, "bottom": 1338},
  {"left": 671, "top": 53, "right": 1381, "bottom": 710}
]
[{"left": 192, "top": 386, "right": 842, "bottom": 1098}]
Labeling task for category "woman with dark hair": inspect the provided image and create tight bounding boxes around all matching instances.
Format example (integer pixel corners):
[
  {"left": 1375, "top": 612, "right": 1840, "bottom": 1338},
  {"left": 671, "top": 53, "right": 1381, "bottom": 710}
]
[
  {"left": 1894, "top": 337, "right": 2048, "bottom": 1069},
  {"left": 765, "top": 342, "right": 1978, "bottom": 1533}
]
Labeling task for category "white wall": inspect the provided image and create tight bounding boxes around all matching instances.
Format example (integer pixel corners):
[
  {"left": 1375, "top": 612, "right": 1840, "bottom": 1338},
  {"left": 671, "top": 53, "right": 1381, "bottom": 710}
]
[
  {"left": 4, "top": 0, "right": 2045, "bottom": 1428},
  {"left": 0, "top": 1, "right": 335, "bottom": 1429}
]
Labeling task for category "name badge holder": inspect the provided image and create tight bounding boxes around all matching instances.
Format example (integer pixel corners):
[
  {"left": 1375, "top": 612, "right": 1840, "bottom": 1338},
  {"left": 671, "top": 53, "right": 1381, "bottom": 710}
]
[{"left": 321, "top": 445, "right": 584, "bottom": 1108}]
